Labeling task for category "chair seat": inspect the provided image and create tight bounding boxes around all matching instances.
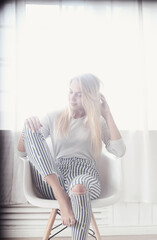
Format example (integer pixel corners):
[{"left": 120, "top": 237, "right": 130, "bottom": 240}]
[{"left": 25, "top": 190, "right": 122, "bottom": 209}]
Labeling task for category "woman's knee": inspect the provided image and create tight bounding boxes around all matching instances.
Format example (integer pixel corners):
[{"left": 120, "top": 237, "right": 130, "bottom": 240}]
[
  {"left": 71, "top": 184, "right": 86, "bottom": 195},
  {"left": 23, "top": 124, "right": 33, "bottom": 138}
]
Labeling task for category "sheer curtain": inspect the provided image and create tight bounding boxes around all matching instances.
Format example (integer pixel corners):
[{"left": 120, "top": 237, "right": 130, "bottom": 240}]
[{"left": 0, "top": 0, "right": 157, "bottom": 205}]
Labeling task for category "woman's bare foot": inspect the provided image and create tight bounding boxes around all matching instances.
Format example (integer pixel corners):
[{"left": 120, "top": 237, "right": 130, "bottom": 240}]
[
  {"left": 55, "top": 187, "right": 76, "bottom": 226},
  {"left": 44, "top": 174, "right": 76, "bottom": 226}
]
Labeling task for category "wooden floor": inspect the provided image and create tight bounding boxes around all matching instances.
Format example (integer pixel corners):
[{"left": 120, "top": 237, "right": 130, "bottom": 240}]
[{"left": 2, "top": 236, "right": 157, "bottom": 240}]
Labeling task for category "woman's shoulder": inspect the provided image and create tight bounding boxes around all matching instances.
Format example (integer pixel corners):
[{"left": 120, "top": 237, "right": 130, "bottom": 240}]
[{"left": 46, "top": 110, "right": 62, "bottom": 119}]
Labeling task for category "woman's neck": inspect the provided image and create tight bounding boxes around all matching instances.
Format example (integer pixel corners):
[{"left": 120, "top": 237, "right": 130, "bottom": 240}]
[{"left": 72, "top": 110, "right": 86, "bottom": 119}]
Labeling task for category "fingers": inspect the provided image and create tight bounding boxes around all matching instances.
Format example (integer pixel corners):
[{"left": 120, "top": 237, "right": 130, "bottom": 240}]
[
  {"left": 100, "top": 93, "right": 106, "bottom": 104},
  {"left": 25, "top": 118, "right": 36, "bottom": 132},
  {"left": 25, "top": 116, "right": 42, "bottom": 132},
  {"left": 100, "top": 93, "right": 106, "bottom": 100}
]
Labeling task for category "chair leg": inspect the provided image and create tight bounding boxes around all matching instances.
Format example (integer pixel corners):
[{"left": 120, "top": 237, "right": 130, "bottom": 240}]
[
  {"left": 91, "top": 212, "right": 101, "bottom": 240},
  {"left": 42, "top": 208, "right": 58, "bottom": 240}
]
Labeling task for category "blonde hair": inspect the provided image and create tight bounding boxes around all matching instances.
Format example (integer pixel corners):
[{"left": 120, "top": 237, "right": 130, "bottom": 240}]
[{"left": 54, "top": 73, "right": 103, "bottom": 158}]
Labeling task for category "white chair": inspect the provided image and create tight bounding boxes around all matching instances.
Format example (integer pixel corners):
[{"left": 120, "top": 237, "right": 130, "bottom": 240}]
[{"left": 20, "top": 138, "right": 123, "bottom": 240}]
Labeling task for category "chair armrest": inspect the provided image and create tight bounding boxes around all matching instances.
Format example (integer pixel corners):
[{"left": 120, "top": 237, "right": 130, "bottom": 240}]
[
  {"left": 20, "top": 156, "right": 38, "bottom": 203},
  {"left": 20, "top": 155, "right": 60, "bottom": 208},
  {"left": 19, "top": 156, "right": 28, "bottom": 162}
]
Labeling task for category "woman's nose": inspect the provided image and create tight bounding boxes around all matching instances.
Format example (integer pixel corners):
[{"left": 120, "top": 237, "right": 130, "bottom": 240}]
[{"left": 71, "top": 94, "right": 76, "bottom": 101}]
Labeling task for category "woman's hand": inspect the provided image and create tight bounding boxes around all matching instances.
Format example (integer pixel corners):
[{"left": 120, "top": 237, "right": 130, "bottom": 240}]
[
  {"left": 100, "top": 93, "right": 111, "bottom": 119},
  {"left": 24, "top": 116, "right": 43, "bottom": 132}
]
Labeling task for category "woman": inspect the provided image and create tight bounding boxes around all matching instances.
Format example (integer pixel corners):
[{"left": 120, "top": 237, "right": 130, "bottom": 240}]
[{"left": 17, "top": 73, "right": 126, "bottom": 239}]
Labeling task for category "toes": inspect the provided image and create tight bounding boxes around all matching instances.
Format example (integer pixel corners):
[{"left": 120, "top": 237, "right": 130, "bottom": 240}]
[
  {"left": 62, "top": 218, "right": 69, "bottom": 227},
  {"left": 62, "top": 218, "right": 76, "bottom": 227}
]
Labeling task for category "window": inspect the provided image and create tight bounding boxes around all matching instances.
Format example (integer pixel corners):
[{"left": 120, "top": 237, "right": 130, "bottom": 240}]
[{"left": 1, "top": 1, "right": 157, "bottom": 130}]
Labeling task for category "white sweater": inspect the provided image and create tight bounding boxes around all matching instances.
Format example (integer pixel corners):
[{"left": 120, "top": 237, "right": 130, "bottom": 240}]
[{"left": 18, "top": 111, "right": 126, "bottom": 161}]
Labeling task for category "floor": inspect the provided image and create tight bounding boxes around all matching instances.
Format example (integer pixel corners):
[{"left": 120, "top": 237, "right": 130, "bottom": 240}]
[{"left": 2, "top": 236, "right": 157, "bottom": 240}]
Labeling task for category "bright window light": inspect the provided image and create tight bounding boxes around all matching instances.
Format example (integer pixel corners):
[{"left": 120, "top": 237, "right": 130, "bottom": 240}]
[{"left": 1, "top": 2, "right": 156, "bottom": 130}]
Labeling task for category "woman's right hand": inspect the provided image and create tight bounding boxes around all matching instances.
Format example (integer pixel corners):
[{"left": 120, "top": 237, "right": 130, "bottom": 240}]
[{"left": 24, "top": 116, "right": 43, "bottom": 132}]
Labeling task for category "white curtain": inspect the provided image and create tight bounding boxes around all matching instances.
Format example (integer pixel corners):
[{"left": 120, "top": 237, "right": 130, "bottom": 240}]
[{"left": 0, "top": 0, "right": 157, "bottom": 205}]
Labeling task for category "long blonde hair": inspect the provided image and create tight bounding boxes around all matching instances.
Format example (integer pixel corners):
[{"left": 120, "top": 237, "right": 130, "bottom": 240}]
[{"left": 54, "top": 73, "right": 103, "bottom": 158}]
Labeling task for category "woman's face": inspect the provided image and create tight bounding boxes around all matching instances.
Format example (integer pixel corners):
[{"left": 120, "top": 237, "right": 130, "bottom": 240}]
[{"left": 68, "top": 80, "right": 84, "bottom": 113}]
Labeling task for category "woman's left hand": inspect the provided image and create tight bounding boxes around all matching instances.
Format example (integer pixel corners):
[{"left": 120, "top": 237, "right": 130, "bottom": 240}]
[{"left": 100, "top": 93, "right": 111, "bottom": 118}]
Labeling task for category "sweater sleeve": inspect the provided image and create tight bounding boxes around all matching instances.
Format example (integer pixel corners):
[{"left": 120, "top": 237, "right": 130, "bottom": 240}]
[{"left": 101, "top": 117, "right": 126, "bottom": 157}]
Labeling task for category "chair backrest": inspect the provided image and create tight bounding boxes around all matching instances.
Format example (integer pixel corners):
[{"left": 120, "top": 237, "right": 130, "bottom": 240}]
[
  {"left": 46, "top": 137, "right": 123, "bottom": 199},
  {"left": 95, "top": 149, "right": 122, "bottom": 199}
]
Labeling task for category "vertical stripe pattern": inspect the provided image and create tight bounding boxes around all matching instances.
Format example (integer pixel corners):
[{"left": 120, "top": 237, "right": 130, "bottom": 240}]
[
  {"left": 22, "top": 125, "right": 101, "bottom": 239},
  {"left": 70, "top": 193, "right": 92, "bottom": 240},
  {"left": 23, "top": 125, "right": 61, "bottom": 180}
]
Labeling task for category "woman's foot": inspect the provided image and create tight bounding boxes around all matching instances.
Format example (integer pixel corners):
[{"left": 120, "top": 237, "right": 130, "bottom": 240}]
[
  {"left": 55, "top": 188, "right": 76, "bottom": 226},
  {"left": 44, "top": 174, "right": 76, "bottom": 226}
]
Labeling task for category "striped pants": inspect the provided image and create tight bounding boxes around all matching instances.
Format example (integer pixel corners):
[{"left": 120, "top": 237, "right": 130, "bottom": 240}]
[{"left": 22, "top": 125, "right": 101, "bottom": 240}]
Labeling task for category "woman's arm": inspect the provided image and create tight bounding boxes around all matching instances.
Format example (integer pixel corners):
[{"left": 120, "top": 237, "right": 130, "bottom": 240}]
[
  {"left": 100, "top": 93, "right": 121, "bottom": 140},
  {"left": 100, "top": 94, "right": 126, "bottom": 157},
  {"left": 103, "top": 111, "right": 122, "bottom": 140}
]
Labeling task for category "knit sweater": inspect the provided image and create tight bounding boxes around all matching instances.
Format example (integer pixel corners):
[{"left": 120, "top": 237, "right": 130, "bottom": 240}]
[{"left": 18, "top": 111, "right": 126, "bottom": 161}]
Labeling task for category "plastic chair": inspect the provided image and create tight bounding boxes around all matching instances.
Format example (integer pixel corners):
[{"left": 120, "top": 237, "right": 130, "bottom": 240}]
[{"left": 20, "top": 139, "right": 123, "bottom": 240}]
